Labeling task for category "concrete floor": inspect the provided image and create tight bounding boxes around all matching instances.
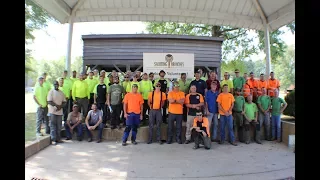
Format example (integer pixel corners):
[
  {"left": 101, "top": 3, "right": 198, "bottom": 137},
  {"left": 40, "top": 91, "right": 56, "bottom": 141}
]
[{"left": 25, "top": 140, "right": 295, "bottom": 180}]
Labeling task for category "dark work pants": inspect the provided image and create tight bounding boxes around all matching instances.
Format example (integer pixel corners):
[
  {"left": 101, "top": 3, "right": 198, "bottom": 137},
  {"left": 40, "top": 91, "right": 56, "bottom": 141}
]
[
  {"left": 148, "top": 109, "right": 162, "bottom": 142},
  {"left": 69, "top": 97, "right": 73, "bottom": 113},
  {"left": 142, "top": 100, "right": 150, "bottom": 125},
  {"left": 85, "top": 123, "right": 104, "bottom": 140},
  {"left": 111, "top": 104, "right": 122, "bottom": 127},
  {"left": 50, "top": 114, "right": 62, "bottom": 141},
  {"left": 64, "top": 123, "right": 83, "bottom": 138},
  {"left": 63, "top": 99, "right": 69, "bottom": 122},
  {"left": 162, "top": 100, "right": 168, "bottom": 123},
  {"left": 97, "top": 103, "right": 107, "bottom": 124},
  {"left": 121, "top": 105, "right": 126, "bottom": 126},
  {"left": 167, "top": 113, "right": 182, "bottom": 142},
  {"left": 88, "top": 93, "right": 94, "bottom": 111},
  {"left": 75, "top": 97, "right": 89, "bottom": 117},
  {"left": 182, "top": 104, "right": 187, "bottom": 122},
  {"left": 36, "top": 107, "right": 49, "bottom": 134},
  {"left": 191, "top": 129, "right": 211, "bottom": 149},
  {"left": 122, "top": 113, "right": 140, "bottom": 142}
]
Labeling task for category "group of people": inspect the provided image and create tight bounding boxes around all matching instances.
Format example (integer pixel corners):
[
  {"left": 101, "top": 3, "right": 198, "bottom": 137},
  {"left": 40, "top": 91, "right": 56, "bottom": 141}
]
[{"left": 33, "top": 68, "right": 287, "bottom": 149}]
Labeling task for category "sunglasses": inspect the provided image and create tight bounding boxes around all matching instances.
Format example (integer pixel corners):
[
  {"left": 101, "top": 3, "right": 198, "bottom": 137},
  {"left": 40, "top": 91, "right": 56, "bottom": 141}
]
[
  {"left": 124, "top": 77, "right": 129, "bottom": 78},
  {"left": 156, "top": 85, "right": 161, "bottom": 87}
]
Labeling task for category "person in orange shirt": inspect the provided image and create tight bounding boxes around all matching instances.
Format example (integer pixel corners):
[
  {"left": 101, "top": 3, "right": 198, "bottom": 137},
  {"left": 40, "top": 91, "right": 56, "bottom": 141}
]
[
  {"left": 243, "top": 80, "right": 252, "bottom": 99},
  {"left": 190, "top": 112, "right": 211, "bottom": 150},
  {"left": 147, "top": 82, "right": 167, "bottom": 144},
  {"left": 247, "top": 72, "right": 258, "bottom": 102},
  {"left": 267, "top": 72, "right": 280, "bottom": 97},
  {"left": 167, "top": 82, "right": 185, "bottom": 144},
  {"left": 257, "top": 73, "right": 268, "bottom": 97},
  {"left": 216, "top": 84, "right": 237, "bottom": 146},
  {"left": 122, "top": 84, "right": 144, "bottom": 146}
]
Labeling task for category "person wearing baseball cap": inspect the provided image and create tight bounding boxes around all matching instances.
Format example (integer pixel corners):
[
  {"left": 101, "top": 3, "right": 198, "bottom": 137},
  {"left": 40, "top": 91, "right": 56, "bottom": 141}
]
[
  {"left": 72, "top": 72, "right": 90, "bottom": 117},
  {"left": 153, "top": 70, "right": 170, "bottom": 124},
  {"left": 122, "top": 83, "right": 144, "bottom": 146},
  {"left": 93, "top": 69, "right": 99, "bottom": 80},
  {"left": 140, "top": 72, "right": 154, "bottom": 125},
  {"left": 247, "top": 72, "right": 258, "bottom": 103},
  {"left": 149, "top": 72, "right": 155, "bottom": 85},
  {"left": 64, "top": 104, "right": 83, "bottom": 141},
  {"left": 70, "top": 70, "right": 78, "bottom": 84},
  {"left": 167, "top": 81, "right": 185, "bottom": 144},
  {"left": 190, "top": 111, "right": 211, "bottom": 150},
  {"left": 34, "top": 76, "right": 50, "bottom": 136},
  {"left": 189, "top": 70, "right": 207, "bottom": 97},
  {"left": 233, "top": 69, "right": 246, "bottom": 95}
]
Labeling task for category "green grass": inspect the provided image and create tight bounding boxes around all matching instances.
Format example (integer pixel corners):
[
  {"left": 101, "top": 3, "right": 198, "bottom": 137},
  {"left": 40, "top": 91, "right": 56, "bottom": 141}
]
[{"left": 25, "top": 113, "right": 37, "bottom": 143}]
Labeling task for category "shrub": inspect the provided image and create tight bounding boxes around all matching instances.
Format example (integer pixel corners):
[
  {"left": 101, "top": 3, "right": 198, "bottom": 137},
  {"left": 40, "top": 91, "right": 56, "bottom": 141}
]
[{"left": 283, "top": 89, "right": 295, "bottom": 117}]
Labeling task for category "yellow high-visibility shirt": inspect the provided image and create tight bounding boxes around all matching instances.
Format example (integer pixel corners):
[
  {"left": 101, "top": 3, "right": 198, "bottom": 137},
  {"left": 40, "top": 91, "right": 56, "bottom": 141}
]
[
  {"left": 85, "top": 77, "right": 98, "bottom": 93},
  {"left": 72, "top": 80, "right": 89, "bottom": 100}
]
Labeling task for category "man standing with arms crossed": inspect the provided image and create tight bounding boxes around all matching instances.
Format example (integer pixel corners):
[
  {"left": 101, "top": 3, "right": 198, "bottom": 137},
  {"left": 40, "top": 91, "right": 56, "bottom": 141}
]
[
  {"left": 217, "top": 84, "right": 237, "bottom": 146},
  {"left": 184, "top": 85, "right": 204, "bottom": 144},
  {"left": 167, "top": 82, "right": 185, "bottom": 144},
  {"left": 140, "top": 73, "right": 154, "bottom": 125},
  {"left": 47, "top": 81, "right": 67, "bottom": 145},
  {"left": 122, "top": 84, "right": 144, "bottom": 146},
  {"left": 34, "top": 76, "right": 50, "bottom": 136},
  {"left": 72, "top": 73, "right": 90, "bottom": 117},
  {"left": 271, "top": 89, "right": 287, "bottom": 142},
  {"left": 153, "top": 70, "right": 170, "bottom": 124},
  {"left": 147, "top": 82, "right": 167, "bottom": 144},
  {"left": 257, "top": 88, "right": 271, "bottom": 141}
]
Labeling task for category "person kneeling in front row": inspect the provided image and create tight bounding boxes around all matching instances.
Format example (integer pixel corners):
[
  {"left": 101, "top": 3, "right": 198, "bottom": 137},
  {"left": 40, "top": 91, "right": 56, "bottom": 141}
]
[
  {"left": 190, "top": 112, "right": 211, "bottom": 150},
  {"left": 65, "top": 104, "right": 83, "bottom": 141},
  {"left": 85, "top": 103, "right": 104, "bottom": 143}
]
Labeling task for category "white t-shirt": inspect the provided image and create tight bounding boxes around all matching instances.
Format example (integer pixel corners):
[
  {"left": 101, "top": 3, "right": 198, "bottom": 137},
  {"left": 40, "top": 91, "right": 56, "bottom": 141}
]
[{"left": 47, "top": 89, "right": 66, "bottom": 115}]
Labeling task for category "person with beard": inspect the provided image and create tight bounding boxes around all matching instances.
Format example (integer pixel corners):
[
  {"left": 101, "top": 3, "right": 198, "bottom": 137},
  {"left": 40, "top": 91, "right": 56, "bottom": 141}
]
[
  {"left": 153, "top": 70, "right": 170, "bottom": 124},
  {"left": 107, "top": 76, "right": 125, "bottom": 129}
]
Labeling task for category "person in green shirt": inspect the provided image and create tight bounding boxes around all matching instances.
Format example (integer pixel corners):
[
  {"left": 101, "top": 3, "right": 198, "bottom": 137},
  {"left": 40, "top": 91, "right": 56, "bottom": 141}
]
[
  {"left": 140, "top": 73, "right": 153, "bottom": 125},
  {"left": 35, "top": 72, "right": 52, "bottom": 92},
  {"left": 107, "top": 76, "right": 125, "bottom": 129},
  {"left": 178, "top": 73, "right": 191, "bottom": 94},
  {"left": 93, "top": 69, "right": 99, "bottom": 80},
  {"left": 221, "top": 72, "right": 234, "bottom": 94},
  {"left": 257, "top": 88, "right": 271, "bottom": 141},
  {"left": 243, "top": 95, "right": 261, "bottom": 144},
  {"left": 126, "top": 74, "right": 141, "bottom": 93},
  {"left": 233, "top": 69, "right": 245, "bottom": 95},
  {"left": 122, "top": 74, "right": 130, "bottom": 93},
  {"left": 33, "top": 76, "right": 50, "bottom": 136},
  {"left": 72, "top": 73, "right": 90, "bottom": 117},
  {"left": 271, "top": 89, "right": 287, "bottom": 142},
  {"left": 70, "top": 70, "right": 78, "bottom": 84},
  {"left": 58, "top": 77, "right": 71, "bottom": 122},
  {"left": 85, "top": 71, "right": 99, "bottom": 110},
  {"left": 232, "top": 88, "right": 245, "bottom": 143}
]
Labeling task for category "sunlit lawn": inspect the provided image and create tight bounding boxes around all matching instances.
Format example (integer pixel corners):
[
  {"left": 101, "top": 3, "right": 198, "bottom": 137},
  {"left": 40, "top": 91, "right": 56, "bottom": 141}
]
[{"left": 25, "top": 93, "right": 38, "bottom": 143}]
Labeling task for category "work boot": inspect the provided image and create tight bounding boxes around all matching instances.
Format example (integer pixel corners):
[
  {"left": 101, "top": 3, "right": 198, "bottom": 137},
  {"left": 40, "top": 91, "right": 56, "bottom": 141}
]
[
  {"left": 184, "top": 140, "right": 191, "bottom": 144},
  {"left": 255, "top": 131, "right": 262, "bottom": 144},
  {"left": 245, "top": 130, "right": 250, "bottom": 144}
]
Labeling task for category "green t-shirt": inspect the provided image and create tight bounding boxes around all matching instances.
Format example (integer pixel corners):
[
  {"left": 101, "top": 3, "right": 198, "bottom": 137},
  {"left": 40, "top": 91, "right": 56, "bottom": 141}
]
[
  {"left": 59, "top": 85, "right": 71, "bottom": 99},
  {"left": 34, "top": 85, "right": 48, "bottom": 107},
  {"left": 257, "top": 95, "right": 271, "bottom": 112},
  {"left": 107, "top": 84, "right": 124, "bottom": 105},
  {"left": 271, "top": 97, "right": 286, "bottom": 116},
  {"left": 244, "top": 102, "right": 258, "bottom": 121},
  {"left": 233, "top": 77, "right": 245, "bottom": 90},
  {"left": 140, "top": 80, "right": 153, "bottom": 100},
  {"left": 233, "top": 95, "right": 245, "bottom": 112},
  {"left": 178, "top": 79, "right": 191, "bottom": 94}
]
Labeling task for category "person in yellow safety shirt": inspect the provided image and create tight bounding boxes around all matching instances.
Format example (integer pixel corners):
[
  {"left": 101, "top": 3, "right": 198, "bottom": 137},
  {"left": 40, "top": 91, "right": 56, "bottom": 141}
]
[
  {"left": 93, "top": 69, "right": 99, "bottom": 80},
  {"left": 221, "top": 72, "right": 234, "bottom": 94},
  {"left": 126, "top": 74, "right": 141, "bottom": 93},
  {"left": 267, "top": 71, "right": 280, "bottom": 97},
  {"left": 57, "top": 70, "right": 73, "bottom": 112},
  {"left": 257, "top": 73, "right": 268, "bottom": 97},
  {"left": 33, "top": 76, "right": 50, "bottom": 136},
  {"left": 140, "top": 72, "right": 154, "bottom": 125},
  {"left": 85, "top": 71, "right": 99, "bottom": 111},
  {"left": 122, "top": 74, "right": 130, "bottom": 94},
  {"left": 70, "top": 70, "right": 78, "bottom": 84},
  {"left": 58, "top": 77, "right": 71, "bottom": 122},
  {"left": 72, "top": 72, "right": 90, "bottom": 117},
  {"left": 35, "top": 72, "right": 52, "bottom": 92}
]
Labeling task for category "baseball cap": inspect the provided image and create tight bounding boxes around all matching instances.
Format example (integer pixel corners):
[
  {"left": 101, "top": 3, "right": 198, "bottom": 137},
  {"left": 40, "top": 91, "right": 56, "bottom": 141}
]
[
  {"left": 250, "top": 72, "right": 254, "bottom": 74},
  {"left": 38, "top": 76, "right": 44, "bottom": 80},
  {"left": 235, "top": 69, "right": 240, "bottom": 73},
  {"left": 132, "top": 84, "right": 138, "bottom": 88},
  {"left": 173, "top": 82, "right": 180, "bottom": 87},
  {"left": 155, "top": 82, "right": 161, "bottom": 87},
  {"left": 195, "top": 70, "right": 200, "bottom": 73},
  {"left": 73, "top": 104, "right": 79, "bottom": 108}
]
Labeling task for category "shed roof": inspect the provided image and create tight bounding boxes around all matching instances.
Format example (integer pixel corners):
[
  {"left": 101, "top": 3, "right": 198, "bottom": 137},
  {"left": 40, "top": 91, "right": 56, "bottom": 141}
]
[{"left": 32, "top": 0, "right": 294, "bottom": 32}]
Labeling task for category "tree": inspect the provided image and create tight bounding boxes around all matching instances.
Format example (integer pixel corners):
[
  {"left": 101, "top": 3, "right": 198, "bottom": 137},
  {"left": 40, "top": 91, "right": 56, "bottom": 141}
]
[
  {"left": 273, "top": 45, "right": 295, "bottom": 90},
  {"left": 145, "top": 21, "right": 295, "bottom": 65},
  {"left": 25, "top": 0, "right": 53, "bottom": 72}
]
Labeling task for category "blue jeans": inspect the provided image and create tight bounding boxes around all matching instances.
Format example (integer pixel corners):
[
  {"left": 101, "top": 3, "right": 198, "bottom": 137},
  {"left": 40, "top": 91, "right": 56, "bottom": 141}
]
[
  {"left": 65, "top": 123, "right": 83, "bottom": 138},
  {"left": 85, "top": 123, "right": 104, "bottom": 139},
  {"left": 207, "top": 113, "right": 218, "bottom": 140},
  {"left": 271, "top": 115, "right": 281, "bottom": 140},
  {"left": 220, "top": 115, "right": 235, "bottom": 142},
  {"left": 122, "top": 113, "right": 140, "bottom": 142}
]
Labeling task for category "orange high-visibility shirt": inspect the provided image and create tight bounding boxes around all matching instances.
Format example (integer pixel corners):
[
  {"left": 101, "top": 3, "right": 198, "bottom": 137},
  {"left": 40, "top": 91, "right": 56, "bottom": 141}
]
[
  {"left": 267, "top": 78, "right": 280, "bottom": 97},
  {"left": 247, "top": 78, "right": 258, "bottom": 96},
  {"left": 257, "top": 80, "right": 268, "bottom": 96}
]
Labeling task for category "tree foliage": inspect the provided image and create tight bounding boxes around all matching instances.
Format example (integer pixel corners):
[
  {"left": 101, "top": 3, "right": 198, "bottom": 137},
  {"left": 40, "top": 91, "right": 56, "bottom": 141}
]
[{"left": 145, "top": 22, "right": 295, "bottom": 64}]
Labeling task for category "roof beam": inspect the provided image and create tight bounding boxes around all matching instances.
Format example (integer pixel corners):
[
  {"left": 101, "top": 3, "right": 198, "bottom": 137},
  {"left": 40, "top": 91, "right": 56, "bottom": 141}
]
[
  {"left": 75, "top": 8, "right": 263, "bottom": 24},
  {"left": 267, "top": 1, "right": 295, "bottom": 25},
  {"left": 250, "top": 0, "right": 272, "bottom": 30},
  {"left": 52, "top": 0, "right": 71, "bottom": 16},
  {"left": 71, "top": 0, "right": 87, "bottom": 16}
]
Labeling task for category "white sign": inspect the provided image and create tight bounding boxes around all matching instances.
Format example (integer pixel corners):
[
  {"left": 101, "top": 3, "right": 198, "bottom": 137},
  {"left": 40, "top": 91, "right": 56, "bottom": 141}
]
[{"left": 143, "top": 53, "right": 194, "bottom": 79}]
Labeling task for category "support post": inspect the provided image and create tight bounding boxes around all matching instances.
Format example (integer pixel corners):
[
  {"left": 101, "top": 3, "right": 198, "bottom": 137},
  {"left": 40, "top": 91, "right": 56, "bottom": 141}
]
[
  {"left": 134, "top": 65, "right": 143, "bottom": 72},
  {"left": 126, "top": 64, "right": 130, "bottom": 72},
  {"left": 264, "top": 23, "right": 272, "bottom": 76},
  {"left": 65, "top": 17, "right": 74, "bottom": 73}
]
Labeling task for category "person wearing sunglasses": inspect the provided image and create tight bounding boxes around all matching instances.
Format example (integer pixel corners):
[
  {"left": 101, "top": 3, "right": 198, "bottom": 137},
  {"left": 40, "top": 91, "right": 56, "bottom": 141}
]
[{"left": 190, "top": 111, "right": 211, "bottom": 150}]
